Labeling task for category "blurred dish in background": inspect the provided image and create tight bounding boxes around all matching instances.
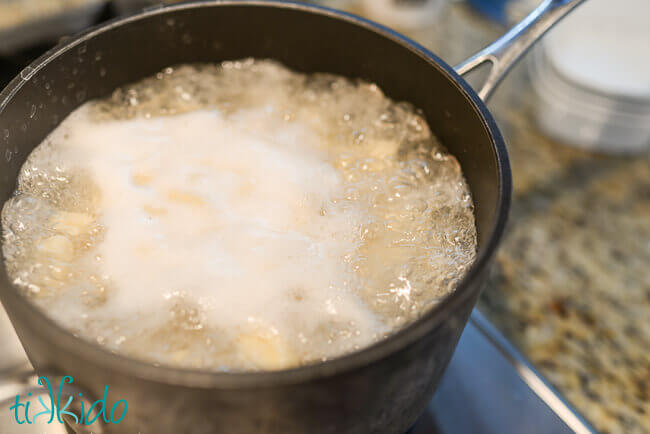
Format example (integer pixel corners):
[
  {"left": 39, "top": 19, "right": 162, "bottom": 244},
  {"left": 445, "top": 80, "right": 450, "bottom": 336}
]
[
  {"left": 359, "top": 0, "right": 450, "bottom": 31},
  {"left": 529, "top": 0, "right": 650, "bottom": 154},
  {"left": 466, "top": 0, "right": 539, "bottom": 24},
  {"left": 0, "top": 0, "right": 106, "bottom": 55},
  {"left": 357, "top": 0, "right": 454, "bottom": 61}
]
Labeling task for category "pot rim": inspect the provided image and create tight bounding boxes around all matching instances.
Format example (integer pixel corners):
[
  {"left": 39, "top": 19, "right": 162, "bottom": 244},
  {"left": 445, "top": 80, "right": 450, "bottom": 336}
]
[{"left": 0, "top": 0, "right": 511, "bottom": 389}]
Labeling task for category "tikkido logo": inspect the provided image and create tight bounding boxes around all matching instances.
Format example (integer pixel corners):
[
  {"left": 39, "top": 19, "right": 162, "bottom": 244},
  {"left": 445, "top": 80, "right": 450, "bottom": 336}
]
[{"left": 10, "top": 375, "right": 127, "bottom": 427}]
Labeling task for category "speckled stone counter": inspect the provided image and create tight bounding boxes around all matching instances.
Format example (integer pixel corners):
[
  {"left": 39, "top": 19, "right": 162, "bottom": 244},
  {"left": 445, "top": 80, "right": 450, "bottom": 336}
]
[
  {"left": 481, "top": 77, "right": 649, "bottom": 434},
  {"left": 415, "top": 5, "right": 649, "bottom": 434},
  {"left": 344, "top": 3, "right": 650, "bottom": 433}
]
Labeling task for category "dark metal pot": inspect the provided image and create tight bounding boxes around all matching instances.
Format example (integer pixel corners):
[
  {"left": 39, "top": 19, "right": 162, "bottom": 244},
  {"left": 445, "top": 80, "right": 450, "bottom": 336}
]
[{"left": 0, "top": 1, "right": 584, "bottom": 433}]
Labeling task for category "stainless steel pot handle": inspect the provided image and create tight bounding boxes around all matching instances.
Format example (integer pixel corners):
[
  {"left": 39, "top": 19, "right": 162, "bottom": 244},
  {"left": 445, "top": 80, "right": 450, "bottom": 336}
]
[{"left": 455, "top": 0, "right": 587, "bottom": 101}]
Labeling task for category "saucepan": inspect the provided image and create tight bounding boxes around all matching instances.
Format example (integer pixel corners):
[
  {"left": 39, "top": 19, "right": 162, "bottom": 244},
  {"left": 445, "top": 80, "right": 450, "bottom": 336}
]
[{"left": 0, "top": 1, "right": 585, "bottom": 432}]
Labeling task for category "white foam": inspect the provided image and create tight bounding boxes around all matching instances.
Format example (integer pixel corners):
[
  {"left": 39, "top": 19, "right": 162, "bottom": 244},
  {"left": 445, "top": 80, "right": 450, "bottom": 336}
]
[{"left": 58, "top": 106, "right": 382, "bottom": 338}]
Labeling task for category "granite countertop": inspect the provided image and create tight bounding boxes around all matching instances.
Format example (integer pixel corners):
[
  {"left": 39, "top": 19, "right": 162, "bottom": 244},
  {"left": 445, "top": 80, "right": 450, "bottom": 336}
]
[
  {"left": 482, "top": 75, "right": 649, "bottom": 434},
  {"left": 376, "top": 4, "right": 650, "bottom": 433}
]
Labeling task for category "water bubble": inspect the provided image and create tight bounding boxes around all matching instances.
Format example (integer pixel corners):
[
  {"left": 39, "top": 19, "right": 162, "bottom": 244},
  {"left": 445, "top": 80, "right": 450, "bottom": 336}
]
[
  {"left": 29, "top": 104, "right": 37, "bottom": 119},
  {"left": 20, "top": 67, "right": 36, "bottom": 81}
]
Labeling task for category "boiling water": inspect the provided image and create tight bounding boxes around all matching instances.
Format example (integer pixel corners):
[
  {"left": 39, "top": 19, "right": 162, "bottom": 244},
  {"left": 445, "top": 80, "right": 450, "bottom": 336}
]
[{"left": 1, "top": 60, "right": 477, "bottom": 371}]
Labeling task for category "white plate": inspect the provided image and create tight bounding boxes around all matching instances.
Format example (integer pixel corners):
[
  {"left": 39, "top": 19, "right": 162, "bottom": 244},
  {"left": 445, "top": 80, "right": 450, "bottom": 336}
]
[
  {"left": 543, "top": 0, "right": 650, "bottom": 101},
  {"left": 529, "top": 48, "right": 650, "bottom": 154}
]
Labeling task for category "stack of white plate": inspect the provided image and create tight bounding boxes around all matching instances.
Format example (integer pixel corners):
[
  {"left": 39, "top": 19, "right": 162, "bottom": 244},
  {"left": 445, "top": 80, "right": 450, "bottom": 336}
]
[
  {"left": 528, "top": 0, "right": 650, "bottom": 154},
  {"left": 360, "top": 0, "right": 450, "bottom": 31}
]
